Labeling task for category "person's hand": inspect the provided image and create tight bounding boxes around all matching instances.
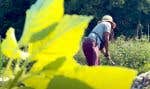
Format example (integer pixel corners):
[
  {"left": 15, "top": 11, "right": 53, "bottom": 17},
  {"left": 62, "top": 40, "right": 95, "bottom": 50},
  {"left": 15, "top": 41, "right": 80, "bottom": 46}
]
[
  {"left": 109, "top": 59, "right": 115, "bottom": 65},
  {"left": 104, "top": 52, "right": 110, "bottom": 58},
  {"left": 104, "top": 52, "right": 115, "bottom": 65},
  {"left": 104, "top": 52, "right": 111, "bottom": 60}
]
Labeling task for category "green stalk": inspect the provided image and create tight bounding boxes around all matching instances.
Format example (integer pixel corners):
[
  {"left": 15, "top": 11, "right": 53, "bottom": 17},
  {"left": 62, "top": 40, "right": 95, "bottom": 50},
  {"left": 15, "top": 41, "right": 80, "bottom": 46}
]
[
  {"left": 6, "top": 58, "right": 29, "bottom": 89},
  {"left": 5, "top": 59, "right": 12, "bottom": 72},
  {"left": 0, "top": 51, "right": 3, "bottom": 73},
  {"left": 7, "top": 68, "right": 24, "bottom": 89},
  {"left": 0, "top": 38, "right": 2, "bottom": 71}
]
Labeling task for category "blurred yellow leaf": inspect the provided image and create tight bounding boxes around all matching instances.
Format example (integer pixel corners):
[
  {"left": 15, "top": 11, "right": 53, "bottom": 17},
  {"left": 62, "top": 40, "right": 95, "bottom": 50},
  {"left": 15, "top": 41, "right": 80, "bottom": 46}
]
[
  {"left": 13, "top": 0, "right": 137, "bottom": 89},
  {"left": 19, "top": 0, "right": 64, "bottom": 46},
  {"left": 55, "top": 66, "right": 137, "bottom": 89},
  {"left": 29, "top": 15, "right": 93, "bottom": 59},
  {"left": 24, "top": 63, "right": 137, "bottom": 89},
  {"left": 23, "top": 73, "right": 51, "bottom": 89},
  {"left": 43, "top": 15, "right": 92, "bottom": 56},
  {"left": 45, "top": 57, "right": 137, "bottom": 89},
  {"left": 1, "top": 28, "right": 28, "bottom": 59},
  {"left": 29, "top": 15, "right": 92, "bottom": 72}
]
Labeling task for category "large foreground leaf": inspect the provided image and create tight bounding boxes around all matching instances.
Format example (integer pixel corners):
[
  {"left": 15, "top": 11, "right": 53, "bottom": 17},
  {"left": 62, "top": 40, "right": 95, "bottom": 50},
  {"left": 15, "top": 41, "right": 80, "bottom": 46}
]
[
  {"left": 23, "top": 73, "right": 51, "bottom": 89},
  {"left": 24, "top": 65, "right": 137, "bottom": 89},
  {"left": 55, "top": 66, "right": 137, "bottom": 89},
  {"left": 29, "top": 15, "right": 92, "bottom": 72},
  {"left": 19, "top": 0, "right": 64, "bottom": 46},
  {"left": 29, "top": 15, "right": 93, "bottom": 58}
]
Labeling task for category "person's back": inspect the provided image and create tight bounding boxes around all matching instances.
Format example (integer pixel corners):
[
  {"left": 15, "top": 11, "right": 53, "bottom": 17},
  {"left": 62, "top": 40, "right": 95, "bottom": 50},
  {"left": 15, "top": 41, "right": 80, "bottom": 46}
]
[{"left": 88, "top": 21, "right": 111, "bottom": 48}]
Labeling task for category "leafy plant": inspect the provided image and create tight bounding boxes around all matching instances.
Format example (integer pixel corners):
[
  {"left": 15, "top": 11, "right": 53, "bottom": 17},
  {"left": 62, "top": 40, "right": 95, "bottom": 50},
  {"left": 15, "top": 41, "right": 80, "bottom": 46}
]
[{"left": 0, "top": 0, "right": 137, "bottom": 89}]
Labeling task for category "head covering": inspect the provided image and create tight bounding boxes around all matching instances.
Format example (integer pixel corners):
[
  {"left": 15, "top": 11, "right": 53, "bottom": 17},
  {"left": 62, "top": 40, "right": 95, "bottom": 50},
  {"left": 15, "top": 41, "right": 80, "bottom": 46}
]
[
  {"left": 101, "top": 15, "right": 116, "bottom": 29},
  {"left": 101, "top": 15, "right": 113, "bottom": 23}
]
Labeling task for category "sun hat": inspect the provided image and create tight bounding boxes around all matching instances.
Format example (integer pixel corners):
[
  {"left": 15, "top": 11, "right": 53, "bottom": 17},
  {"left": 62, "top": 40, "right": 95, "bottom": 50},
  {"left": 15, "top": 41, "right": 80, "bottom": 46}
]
[
  {"left": 101, "top": 15, "right": 113, "bottom": 23},
  {"left": 101, "top": 15, "right": 116, "bottom": 29}
]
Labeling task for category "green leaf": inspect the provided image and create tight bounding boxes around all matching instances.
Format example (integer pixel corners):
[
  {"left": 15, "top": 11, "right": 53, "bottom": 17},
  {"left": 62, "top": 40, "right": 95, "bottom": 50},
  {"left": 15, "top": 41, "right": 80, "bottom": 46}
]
[
  {"left": 41, "top": 57, "right": 66, "bottom": 71},
  {"left": 47, "top": 75, "right": 93, "bottom": 89},
  {"left": 29, "top": 23, "right": 58, "bottom": 43}
]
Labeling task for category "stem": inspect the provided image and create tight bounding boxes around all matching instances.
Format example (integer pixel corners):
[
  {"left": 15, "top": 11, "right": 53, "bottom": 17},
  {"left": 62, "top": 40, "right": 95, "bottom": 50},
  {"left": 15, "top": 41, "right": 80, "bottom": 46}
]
[
  {"left": 7, "top": 69, "right": 24, "bottom": 89},
  {"left": 0, "top": 38, "right": 3, "bottom": 72},
  {"left": 148, "top": 24, "right": 149, "bottom": 41},
  {"left": 6, "top": 59, "right": 28, "bottom": 89},
  {"left": 6, "top": 59, "right": 12, "bottom": 72},
  {"left": 0, "top": 51, "right": 3, "bottom": 73}
]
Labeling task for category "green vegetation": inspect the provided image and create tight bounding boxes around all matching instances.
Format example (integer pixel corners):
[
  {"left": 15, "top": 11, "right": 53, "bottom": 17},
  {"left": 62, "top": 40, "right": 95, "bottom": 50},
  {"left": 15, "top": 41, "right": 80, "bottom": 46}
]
[
  {"left": 65, "top": 0, "right": 150, "bottom": 37},
  {"left": 0, "top": 0, "right": 36, "bottom": 39},
  {"left": 0, "top": 0, "right": 150, "bottom": 39},
  {"left": 109, "top": 36, "right": 150, "bottom": 73},
  {"left": 0, "top": 0, "right": 149, "bottom": 89},
  {"left": 0, "top": 0, "right": 138, "bottom": 89},
  {"left": 75, "top": 36, "right": 150, "bottom": 73}
]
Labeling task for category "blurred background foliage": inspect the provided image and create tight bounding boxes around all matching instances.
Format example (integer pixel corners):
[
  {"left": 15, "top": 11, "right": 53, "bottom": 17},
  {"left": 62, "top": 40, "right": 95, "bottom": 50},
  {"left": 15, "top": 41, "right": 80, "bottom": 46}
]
[
  {"left": 0, "top": 0, "right": 150, "bottom": 39},
  {"left": 75, "top": 36, "right": 150, "bottom": 73},
  {"left": 65, "top": 0, "right": 150, "bottom": 38},
  {"left": 0, "top": 0, "right": 36, "bottom": 40}
]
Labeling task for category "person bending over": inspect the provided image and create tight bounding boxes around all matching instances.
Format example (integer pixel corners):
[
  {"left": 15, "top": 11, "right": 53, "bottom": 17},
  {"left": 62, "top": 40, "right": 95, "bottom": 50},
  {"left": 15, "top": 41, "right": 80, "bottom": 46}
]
[{"left": 82, "top": 15, "right": 116, "bottom": 66}]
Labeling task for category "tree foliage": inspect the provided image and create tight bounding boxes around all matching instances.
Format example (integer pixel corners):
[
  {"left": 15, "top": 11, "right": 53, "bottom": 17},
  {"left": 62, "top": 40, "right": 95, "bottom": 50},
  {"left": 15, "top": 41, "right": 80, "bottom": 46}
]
[
  {"left": 0, "top": 0, "right": 150, "bottom": 38},
  {"left": 65, "top": 0, "right": 150, "bottom": 37},
  {"left": 0, "top": 0, "right": 36, "bottom": 40}
]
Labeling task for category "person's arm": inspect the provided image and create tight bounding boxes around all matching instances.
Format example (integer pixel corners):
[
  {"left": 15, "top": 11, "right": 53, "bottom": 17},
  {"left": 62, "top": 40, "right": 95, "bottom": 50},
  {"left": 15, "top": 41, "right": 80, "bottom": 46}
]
[
  {"left": 103, "top": 32, "right": 116, "bottom": 65},
  {"left": 100, "top": 47, "right": 105, "bottom": 55},
  {"left": 103, "top": 32, "right": 110, "bottom": 57}
]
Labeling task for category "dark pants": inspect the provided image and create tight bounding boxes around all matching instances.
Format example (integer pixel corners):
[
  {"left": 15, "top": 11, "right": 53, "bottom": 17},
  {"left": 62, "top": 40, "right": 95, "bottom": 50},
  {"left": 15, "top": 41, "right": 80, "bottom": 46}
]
[{"left": 82, "top": 38, "right": 100, "bottom": 66}]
